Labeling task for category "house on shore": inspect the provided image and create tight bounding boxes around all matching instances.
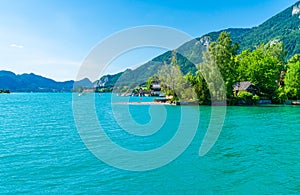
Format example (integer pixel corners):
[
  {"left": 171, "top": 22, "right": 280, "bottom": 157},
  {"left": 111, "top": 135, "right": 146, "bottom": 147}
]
[
  {"left": 233, "top": 81, "right": 259, "bottom": 96},
  {"left": 138, "top": 87, "right": 144, "bottom": 96},
  {"left": 150, "top": 83, "right": 161, "bottom": 96}
]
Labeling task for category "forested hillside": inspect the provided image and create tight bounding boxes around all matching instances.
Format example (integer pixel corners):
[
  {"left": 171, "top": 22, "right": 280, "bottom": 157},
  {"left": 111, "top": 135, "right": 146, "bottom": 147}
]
[{"left": 97, "top": 1, "right": 300, "bottom": 88}]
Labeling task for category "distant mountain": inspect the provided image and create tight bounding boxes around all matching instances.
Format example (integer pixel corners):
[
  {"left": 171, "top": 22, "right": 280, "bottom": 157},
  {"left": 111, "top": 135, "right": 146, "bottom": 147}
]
[
  {"left": 97, "top": 41, "right": 206, "bottom": 88},
  {"left": 97, "top": 1, "right": 300, "bottom": 88},
  {"left": 73, "top": 78, "right": 94, "bottom": 89},
  {"left": 0, "top": 70, "right": 93, "bottom": 92}
]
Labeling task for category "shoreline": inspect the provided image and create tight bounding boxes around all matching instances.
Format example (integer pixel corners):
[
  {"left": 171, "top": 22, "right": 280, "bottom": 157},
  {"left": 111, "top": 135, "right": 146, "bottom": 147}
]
[
  {"left": 3, "top": 93, "right": 300, "bottom": 107},
  {"left": 112, "top": 101, "right": 300, "bottom": 107},
  {"left": 113, "top": 101, "right": 172, "bottom": 105}
]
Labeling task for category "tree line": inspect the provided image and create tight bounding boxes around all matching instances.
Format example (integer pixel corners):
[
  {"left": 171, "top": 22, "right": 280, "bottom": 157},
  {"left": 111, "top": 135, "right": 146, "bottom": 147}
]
[{"left": 152, "top": 32, "right": 300, "bottom": 105}]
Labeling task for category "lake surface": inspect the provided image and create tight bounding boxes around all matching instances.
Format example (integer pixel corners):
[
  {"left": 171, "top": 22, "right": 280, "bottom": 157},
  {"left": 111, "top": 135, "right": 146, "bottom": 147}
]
[{"left": 0, "top": 93, "right": 299, "bottom": 194}]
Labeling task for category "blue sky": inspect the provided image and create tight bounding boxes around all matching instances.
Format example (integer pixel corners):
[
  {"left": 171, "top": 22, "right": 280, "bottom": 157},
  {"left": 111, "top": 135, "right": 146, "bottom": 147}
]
[{"left": 0, "top": 0, "right": 298, "bottom": 81}]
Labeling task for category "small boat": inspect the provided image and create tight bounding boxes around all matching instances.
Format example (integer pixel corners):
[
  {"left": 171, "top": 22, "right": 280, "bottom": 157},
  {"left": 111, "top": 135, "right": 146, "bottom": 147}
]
[{"left": 78, "top": 92, "right": 86, "bottom": 96}]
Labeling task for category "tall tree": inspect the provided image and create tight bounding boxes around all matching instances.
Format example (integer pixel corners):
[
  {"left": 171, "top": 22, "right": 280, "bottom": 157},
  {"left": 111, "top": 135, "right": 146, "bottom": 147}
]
[
  {"left": 185, "top": 72, "right": 210, "bottom": 104},
  {"left": 285, "top": 54, "right": 300, "bottom": 100},
  {"left": 209, "top": 32, "right": 238, "bottom": 99},
  {"left": 157, "top": 50, "right": 196, "bottom": 101},
  {"left": 197, "top": 32, "right": 238, "bottom": 104},
  {"left": 236, "top": 41, "right": 286, "bottom": 101}
]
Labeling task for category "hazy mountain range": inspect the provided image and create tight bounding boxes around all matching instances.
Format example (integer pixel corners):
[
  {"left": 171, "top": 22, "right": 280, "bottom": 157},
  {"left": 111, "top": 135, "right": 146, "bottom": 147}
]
[
  {"left": 0, "top": 70, "right": 93, "bottom": 92},
  {"left": 1, "top": 1, "right": 300, "bottom": 92}
]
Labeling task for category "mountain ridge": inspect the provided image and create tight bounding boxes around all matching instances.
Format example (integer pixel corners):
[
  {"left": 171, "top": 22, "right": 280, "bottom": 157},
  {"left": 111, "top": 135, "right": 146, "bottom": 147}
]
[
  {"left": 97, "top": 1, "right": 300, "bottom": 88},
  {"left": 0, "top": 70, "right": 93, "bottom": 92}
]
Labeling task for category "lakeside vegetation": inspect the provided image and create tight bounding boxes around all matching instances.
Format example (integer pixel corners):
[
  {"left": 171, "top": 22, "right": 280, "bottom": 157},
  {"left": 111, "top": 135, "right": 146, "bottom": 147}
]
[
  {"left": 0, "top": 89, "right": 10, "bottom": 94},
  {"left": 95, "top": 31, "right": 300, "bottom": 106},
  {"left": 150, "top": 32, "right": 300, "bottom": 105}
]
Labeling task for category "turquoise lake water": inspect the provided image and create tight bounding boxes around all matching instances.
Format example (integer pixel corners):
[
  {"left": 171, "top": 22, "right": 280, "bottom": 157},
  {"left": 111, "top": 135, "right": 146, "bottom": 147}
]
[{"left": 0, "top": 93, "right": 299, "bottom": 194}]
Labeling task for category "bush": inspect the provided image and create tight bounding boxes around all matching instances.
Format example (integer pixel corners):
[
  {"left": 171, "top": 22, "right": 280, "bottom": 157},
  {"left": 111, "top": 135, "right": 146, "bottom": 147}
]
[
  {"left": 252, "top": 95, "right": 260, "bottom": 104},
  {"left": 237, "top": 91, "right": 258, "bottom": 105}
]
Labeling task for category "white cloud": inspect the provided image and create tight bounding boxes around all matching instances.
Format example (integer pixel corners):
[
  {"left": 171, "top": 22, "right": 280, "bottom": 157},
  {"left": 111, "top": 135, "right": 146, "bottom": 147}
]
[{"left": 9, "top": 43, "right": 24, "bottom": 49}]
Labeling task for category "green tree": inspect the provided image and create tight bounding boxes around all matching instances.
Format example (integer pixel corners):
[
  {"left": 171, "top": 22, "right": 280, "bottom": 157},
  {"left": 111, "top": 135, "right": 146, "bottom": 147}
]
[
  {"left": 185, "top": 72, "right": 210, "bottom": 104},
  {"left": 157, "top": 51, "right": 196, "bottom": 102},
  {"left": 196, "top": 32, "right": 237, "bottom": 104},
  {"left": 207, "top": 32, "right": 238, "bottom": 100},
  {"left": 236, "top": 41, "right": 286, "bottom": 101},
  {"left": 285, "top": 54, "right": 300, "bottom": 100}
]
